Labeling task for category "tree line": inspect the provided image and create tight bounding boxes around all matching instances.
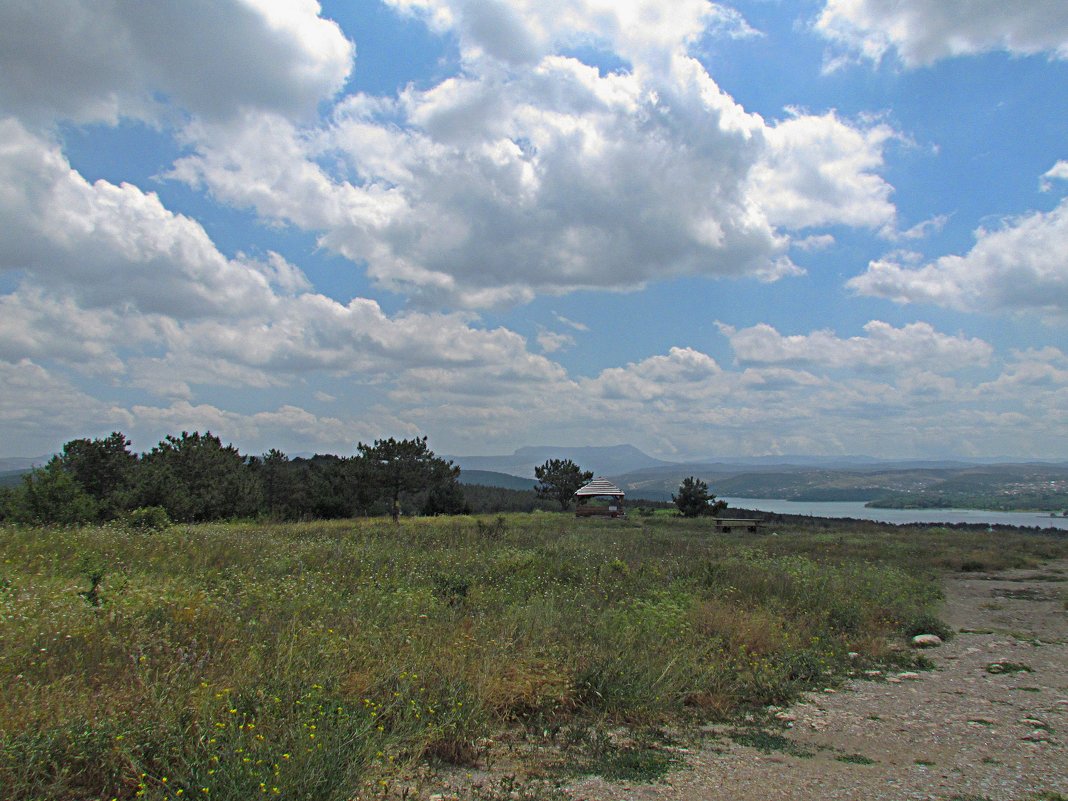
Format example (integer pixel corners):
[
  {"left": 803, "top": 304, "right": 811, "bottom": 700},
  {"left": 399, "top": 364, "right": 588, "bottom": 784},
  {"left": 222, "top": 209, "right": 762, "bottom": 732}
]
[
  {"left": 0, "top": 432, "right": 470, "bottom": 525},
  {"left": 0, "top": 434, "right": 724, "bottom": 525}
]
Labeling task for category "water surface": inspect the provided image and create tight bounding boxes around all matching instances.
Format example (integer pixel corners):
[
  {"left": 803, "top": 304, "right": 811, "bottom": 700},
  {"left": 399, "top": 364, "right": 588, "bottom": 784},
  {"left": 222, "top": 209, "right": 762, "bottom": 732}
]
[{"left": 720, "top": 497, "right": 1068, "bottom": 531}]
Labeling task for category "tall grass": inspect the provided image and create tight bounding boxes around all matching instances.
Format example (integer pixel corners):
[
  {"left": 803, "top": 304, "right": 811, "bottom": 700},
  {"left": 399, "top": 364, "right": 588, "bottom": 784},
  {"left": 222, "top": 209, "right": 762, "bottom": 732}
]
[{"left": 1, "top": 515, "right": 1064, "bottom": 799}]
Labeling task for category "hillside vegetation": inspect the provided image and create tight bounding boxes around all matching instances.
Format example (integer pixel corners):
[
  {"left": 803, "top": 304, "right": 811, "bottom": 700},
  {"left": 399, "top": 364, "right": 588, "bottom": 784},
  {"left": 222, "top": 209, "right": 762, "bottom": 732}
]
[
  {"left": 2, "top": 514, "right": 1066, "bottom": 800},
  {"left": 612, "top": 463, "right": 1068, "bottom": 512}
]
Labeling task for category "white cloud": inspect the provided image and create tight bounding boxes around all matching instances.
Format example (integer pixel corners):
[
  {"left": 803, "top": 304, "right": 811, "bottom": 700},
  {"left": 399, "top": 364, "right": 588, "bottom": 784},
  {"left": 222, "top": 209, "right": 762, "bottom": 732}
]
[
  {"left": 0, "top": 288, "right": 150, "bottom": 375},
  {"left": 553, "top": 313, "right": 590, "bottom": 332},
  {"left": 127, "top": 400, "right": 370, "bottom": 454},
  {"left": 719, "top": 320, "right": 993, "bottom": 370},
  {"left": 169, "top": 47, "right": 906, "bottom": 307},
  {"left": 1040, "top": 160, "right": 1068, "bottom": 192},
  {"left": 557, "top": 336, "right": 1067, "bottom": 459},
  {"left": 749, "top": 110, "right": 897, "bottom": 231},
  {"left": 0, "top": 359, "right": 132, "bottom": 454},
  {"left": 896, "top": 214, "right": 948, "bottom": 241},
  {"left": 0, "top": 119, "right": 299, "bottom": 319},
  {"left": 172, "top": 59, "right": 808, "bottom": 307},
  {"left": 385, "top": 0, "right": 729, "bottom": 66},
  {"left": 536, "top": 329, "right": 576, "bottom": 353},
  {"left": 978, "top": 347, "right": 1068, "bottom": 393},
  {"left": 583, "top": 347, "right": 725, "bottom": 403},
  {"left": 792, "top": 234, "right": 836, "bottom": 252},
  {"left": 848, "top": 198, "right": 1068, "bottom": 316},
  {"left": 0, "top": 0, "right": 352, "bottom": 125},
  {"left": 816, "top": 0, "right": 1068, "bottom": 69},
  {"left": 10, "top": 2, "right": 1060, "bottom": 461}
]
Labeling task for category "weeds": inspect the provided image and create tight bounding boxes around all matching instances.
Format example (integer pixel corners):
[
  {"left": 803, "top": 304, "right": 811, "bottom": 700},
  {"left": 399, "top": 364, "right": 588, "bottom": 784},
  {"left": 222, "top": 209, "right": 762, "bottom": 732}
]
[
  {"left": 552, "top": 726, "right": 679, "bottom": 782},
  {"left": 1, "top": 515, "right": 1065, "bottom": 800},
  {"left": 985, "top": 662, "right": 1033, "bottom": 674},
  {"left": 727, "top": 727, "right": 812, "bottom": 758},
  {"left": 836, "top": 753, "right": 877, "bottom": 764}
]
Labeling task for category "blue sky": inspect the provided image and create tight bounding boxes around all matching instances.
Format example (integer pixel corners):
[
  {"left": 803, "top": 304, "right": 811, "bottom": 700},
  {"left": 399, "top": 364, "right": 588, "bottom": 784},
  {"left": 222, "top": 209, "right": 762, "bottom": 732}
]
[{"left": 1, "top": 0, "right": 1066, "bottom": 461}]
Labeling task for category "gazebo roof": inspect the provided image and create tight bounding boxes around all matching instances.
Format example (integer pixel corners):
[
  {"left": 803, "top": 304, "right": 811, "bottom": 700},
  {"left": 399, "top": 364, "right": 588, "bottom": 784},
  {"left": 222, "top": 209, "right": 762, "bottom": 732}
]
[{"left": 574, "top": 477, "right": 624, "bottom": 497}]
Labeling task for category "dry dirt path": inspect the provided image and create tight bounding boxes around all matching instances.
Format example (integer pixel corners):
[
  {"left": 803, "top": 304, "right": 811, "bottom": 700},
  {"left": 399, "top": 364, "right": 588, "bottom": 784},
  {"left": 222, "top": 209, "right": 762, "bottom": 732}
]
[{"left": 565, "top": 560, "right": 1068, "bottom": 801}]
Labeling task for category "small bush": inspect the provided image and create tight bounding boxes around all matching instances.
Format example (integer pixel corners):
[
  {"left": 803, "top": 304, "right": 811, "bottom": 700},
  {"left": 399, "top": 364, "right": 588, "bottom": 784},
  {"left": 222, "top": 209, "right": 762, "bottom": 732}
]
[
  {"left": 125, "top": 506, "right": 171, "bottom": 531},
  {"left": 901, "top": 611, "right": 952, "bottom": 641}
]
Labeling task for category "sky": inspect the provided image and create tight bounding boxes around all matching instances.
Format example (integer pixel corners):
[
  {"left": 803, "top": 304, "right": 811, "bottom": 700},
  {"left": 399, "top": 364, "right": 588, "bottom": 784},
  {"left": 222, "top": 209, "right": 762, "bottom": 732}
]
[{"left": 1, "top": 0, "right": 1067, "bottom": 462}]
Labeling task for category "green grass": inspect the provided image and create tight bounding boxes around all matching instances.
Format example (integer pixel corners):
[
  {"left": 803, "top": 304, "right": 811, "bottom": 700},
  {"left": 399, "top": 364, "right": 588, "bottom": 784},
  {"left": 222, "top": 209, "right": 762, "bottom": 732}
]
[{"left": 1, "top": 514, "right": 1065, "bottom": 800}]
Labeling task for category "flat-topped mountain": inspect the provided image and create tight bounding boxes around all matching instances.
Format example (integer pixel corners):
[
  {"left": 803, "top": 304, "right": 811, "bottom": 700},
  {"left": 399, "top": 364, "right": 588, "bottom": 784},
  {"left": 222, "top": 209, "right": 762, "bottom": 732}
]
[{"left": 449, "top": 444, "right": 673, "bottom": 479}]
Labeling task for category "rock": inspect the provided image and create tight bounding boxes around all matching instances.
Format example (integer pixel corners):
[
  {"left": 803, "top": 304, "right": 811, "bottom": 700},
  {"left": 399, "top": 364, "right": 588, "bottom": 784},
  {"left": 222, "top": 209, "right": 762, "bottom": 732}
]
[{"left": 911, "top": 634, "right": 944, "bottom": 648}]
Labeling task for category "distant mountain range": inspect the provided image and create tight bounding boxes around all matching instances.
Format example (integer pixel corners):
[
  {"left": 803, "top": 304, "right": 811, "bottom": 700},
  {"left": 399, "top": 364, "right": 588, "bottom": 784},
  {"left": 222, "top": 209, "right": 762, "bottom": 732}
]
[
  {"left": 0, "top": 456, "right": 50, "bottom": 473},
  {"left": 447, "top": 444, "right": 673, "bottom": 479},
  {"left": 448, "top": 444, "right": 1066, "bottom": 481},
  {"left": 450, "top": 445, "right": 1068, "bottom": 509}
]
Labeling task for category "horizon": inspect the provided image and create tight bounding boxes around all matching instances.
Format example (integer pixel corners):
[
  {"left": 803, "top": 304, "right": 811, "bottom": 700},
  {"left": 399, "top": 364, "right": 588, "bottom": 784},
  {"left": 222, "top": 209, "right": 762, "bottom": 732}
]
[
  {"left": 1, "top": 2, "right": 1066, "bottom": 461},
  {"left": 4, "top": 440, "right": 1066, "bottom": 470}
]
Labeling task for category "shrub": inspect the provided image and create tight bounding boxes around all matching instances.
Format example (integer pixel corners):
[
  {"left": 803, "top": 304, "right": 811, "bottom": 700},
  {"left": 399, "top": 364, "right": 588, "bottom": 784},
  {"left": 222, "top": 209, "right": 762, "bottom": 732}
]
[
  {"left": 901, "top": 611, "right": 952, "bottom": 641},
  {"left": 126, "top": 505, "right": 171, "bottom": 531}
]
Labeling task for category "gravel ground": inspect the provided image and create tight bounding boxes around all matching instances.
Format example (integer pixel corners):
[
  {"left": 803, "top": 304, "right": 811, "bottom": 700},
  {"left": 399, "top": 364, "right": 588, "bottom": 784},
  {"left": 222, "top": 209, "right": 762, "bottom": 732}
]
[{"left": 564, "top": 560, "right": 1068, "bottom": 801}]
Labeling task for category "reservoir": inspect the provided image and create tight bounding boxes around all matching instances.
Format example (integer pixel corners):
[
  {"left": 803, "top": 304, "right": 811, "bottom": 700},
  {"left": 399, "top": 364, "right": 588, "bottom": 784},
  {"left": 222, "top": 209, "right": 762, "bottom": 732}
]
[{"left": 720, "top": 497, "right": 1068, "bottom": 531}]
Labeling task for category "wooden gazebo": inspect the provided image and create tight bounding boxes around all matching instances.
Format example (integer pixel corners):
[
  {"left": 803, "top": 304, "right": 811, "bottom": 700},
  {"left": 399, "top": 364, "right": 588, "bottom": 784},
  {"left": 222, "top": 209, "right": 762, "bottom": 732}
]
[{"left": 574, "top": 477, "right": 625, "bottom": 518}]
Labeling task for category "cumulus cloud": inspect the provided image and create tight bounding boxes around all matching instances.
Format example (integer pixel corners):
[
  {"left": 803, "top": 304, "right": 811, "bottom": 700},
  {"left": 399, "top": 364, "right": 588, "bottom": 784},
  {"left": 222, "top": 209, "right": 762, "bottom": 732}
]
[
  {"left": 978, "top": 346, "right": 1068, "bottom": 393},
  {"left": 816, "top": 0, "right": 1068, "bottom": 69},
  {"left": 172, "top": 60, "right": 801, "bottom": 307},
  {"left": 0, "top": 120, "right": 573, "bottom": 450},
  {"left": 0, "top": 359, "right": 132, "bottom": 453},
  {"left": 135, "top": 296, "right": 567, "bottom": 395},
  {"left": 848, "top": 198, "right": 1068, "bottom": 316},
  {"left": 0, "top": 289, "right": 138, "bottom": 374},
  {"left": 719, "top": 320, "right": 993, "bottom": 370},
  {"left": 169, "top": 48, "right": 903, "bottom": 307},
  {"left": 0, "top": 0, "right": 353, "bottom": 125},
  {"left": 559, "top": 335, "right": 1065, "bottom": 458},
  {"left": 0, "top": 119, "right": 301, "bottom": 319},
  {"left": 127, "top": 400, "right": 373, "bottom": 453},
  {"left": 7, "top": 0, "right": 1057, "bottom": 461},
  {"left": 748, "top": 110, "right": 897, "bottom": 231},
  {"left": 385, "top": 0, "right": 731, "bottom": 66}
]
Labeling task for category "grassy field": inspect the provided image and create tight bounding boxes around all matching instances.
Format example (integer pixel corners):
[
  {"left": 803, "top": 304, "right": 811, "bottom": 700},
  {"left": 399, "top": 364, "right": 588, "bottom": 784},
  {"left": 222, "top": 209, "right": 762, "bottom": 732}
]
[{"left": 1, "top": 514, "right": 1065, "bottom": 800}]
